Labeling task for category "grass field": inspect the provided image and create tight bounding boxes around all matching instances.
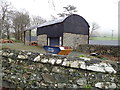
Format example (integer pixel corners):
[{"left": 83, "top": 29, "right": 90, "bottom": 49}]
[
  {"left": 1, "top": 43, "right": 85, "bottom": 57},
  {"left": 90, "top": 36, "right": 118, "bottom": 40},
  {"left": 1, "top": 43, "right": 46, "bottom": 53}
]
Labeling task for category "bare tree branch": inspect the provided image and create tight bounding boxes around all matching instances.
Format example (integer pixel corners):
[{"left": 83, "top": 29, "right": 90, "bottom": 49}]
[
  {"left": 12, "top": 11, "right": 30, "bottom": 40},
  {"left": 0, "top": 0, "right": 13, "bottom": 39},
  {"left": 30, "top": 15, "right": 46, "bottom": 26},
  {"left": 89, "top": 22, "right": 100, "bottom": 38}
]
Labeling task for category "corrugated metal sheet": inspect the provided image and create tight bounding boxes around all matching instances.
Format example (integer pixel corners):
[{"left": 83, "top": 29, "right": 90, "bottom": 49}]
[
  {"left": 25, "top": 17, "right": 66, "bottom": 31},
  {"left": 38, "top": 17, "right": 66, "bottom": 27},
  {"left": 37, "top": 14, "right": 89, "bottom": 36},
  {"left": 26, "top": 14, "right": 89, "bottom": 37},
  {"left": 25, "top": 25, "right": 39, "bottom": 31},
  {"left": 37, "top": 23, "right": 64, "bottom": 37},
  {"left": 63, "top": 15, "right": 89, "bottom": 35}
]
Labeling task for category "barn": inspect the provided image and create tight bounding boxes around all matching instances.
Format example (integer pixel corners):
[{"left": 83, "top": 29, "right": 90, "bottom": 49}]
[
  {"left": 37, "top": 14, "right": 89, "bottom": 48},
  {"left": 24, "top": 14, "right": 90, "bottom": 48},
  {"left": 25, "top": 36, "right": 38, "bottom": 46}
]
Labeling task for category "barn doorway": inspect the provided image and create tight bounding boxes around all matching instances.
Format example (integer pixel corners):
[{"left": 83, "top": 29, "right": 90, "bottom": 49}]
[{"left": 49, "top": 37, "right": 60, "bottom": 46}]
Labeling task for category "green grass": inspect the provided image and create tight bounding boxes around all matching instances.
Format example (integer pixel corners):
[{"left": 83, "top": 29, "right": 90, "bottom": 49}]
[
  {"left": 14, "top": 40, "right": 23, "bottom": 43},
  {"left": 2, "top": 43, "right": 45, "bottom": 53},
  {"left": 1, "top": 43, "right": 88, "bottom": 58},
  {"left": 90, "top": 36, "right": 118, "bottom": 40}
]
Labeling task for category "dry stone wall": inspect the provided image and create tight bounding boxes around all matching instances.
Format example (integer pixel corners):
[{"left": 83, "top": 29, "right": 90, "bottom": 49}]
[{"left": 1, "top": 49, "right": 120, "bottom": 89}]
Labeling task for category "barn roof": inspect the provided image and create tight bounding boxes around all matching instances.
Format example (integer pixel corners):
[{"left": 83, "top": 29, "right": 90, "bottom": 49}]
[
  {"left": 25, "top": 14, "right": 90, "bottom": 37},
  {"left": 25, "top": 25, "right": 38, "bottom": 31},
  {"left": 25, "top": 17, "right": 66, "bottom": 31},
  {"left": 37, "top": 14, "right": 90, "bottom": 36},
  {"left": 39, "top": 17, "right": 66, "bottom": 27}
]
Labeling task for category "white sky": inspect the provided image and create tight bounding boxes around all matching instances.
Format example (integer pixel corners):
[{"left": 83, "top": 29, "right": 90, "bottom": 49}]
[{"left": 7, "top": 0, "right": 118, "bottom": 35}]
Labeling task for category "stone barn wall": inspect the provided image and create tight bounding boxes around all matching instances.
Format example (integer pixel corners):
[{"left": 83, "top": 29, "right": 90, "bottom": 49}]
[
  {"left": 38, "top": 35, "right": 47, "bottom": 46},
  {"left": 25, "top": 31, "right": 30, "bottom": 45},
  {"left": 63, "top": 33, "right": 88, "bottom": 48}
]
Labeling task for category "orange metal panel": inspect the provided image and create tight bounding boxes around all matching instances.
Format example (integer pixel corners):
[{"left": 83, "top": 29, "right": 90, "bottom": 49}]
[{"left": 58, "top": 49, "right": 72, "bottom": 55}]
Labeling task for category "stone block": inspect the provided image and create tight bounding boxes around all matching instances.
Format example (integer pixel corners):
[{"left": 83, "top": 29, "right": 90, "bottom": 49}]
[
  {"left": 48, "top": 58, "right": 56, "bottom": 65},
  {"left": 54, "top": 74, "right": 68, "bottom": 83},
  {"left": 42, "top": 73, "right": 56, "bottom": 83},
  {"left": 62, "top": 61, "right": 70, "bottom": 66},
  {"left": 33, "top": 55, "right": 40, "bottom": 62},
  {"left": 56, "top": 59, "right": 62, "bottom": 64},
  {"left": 41, "top": 58, "right": 48, "bottom": 63},
  {"left": 95, "top": 82, "right": 116, "bottom": 89},
  {"left": 76, "top": 78, "right": 87, "bottom": 86},
  {"left": 79, "top": 61, "right": 86, "bottom": 69},
  {"left": 70, "top": 61, "right": 79, "bottom": 68},
  {"left": 17, "top": 55, "right": 28, "bottom": 60}
]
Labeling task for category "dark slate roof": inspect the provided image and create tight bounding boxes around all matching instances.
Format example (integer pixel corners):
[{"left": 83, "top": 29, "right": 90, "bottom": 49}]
[{"left": 25, "top": 36, "right": 37, "bottom": 41}]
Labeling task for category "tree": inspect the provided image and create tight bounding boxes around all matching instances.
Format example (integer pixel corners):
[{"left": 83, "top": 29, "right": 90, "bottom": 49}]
[
  {"left": 50, "top": 15, "right": 57, "bottom": 21},
  {"left": 89, "top": 22, "right": 100, "bottom": 38},
  {"left": 0, "top": 0, "right": 13, "bottom": 39},
  {"left": 30, "top": 15, "right": 46, "bottom": 26},
  {"left": 12, "top": 11, "right": 30, "bottom": 41},
  {"left": 30, "top": 15, "right": 46, "bottom": 36},
  {"left": 57, "top": 5, "right": 78, "bottom": 17},
  {"left": 48, "top": 0, "right": 56, "bottom": 10}
]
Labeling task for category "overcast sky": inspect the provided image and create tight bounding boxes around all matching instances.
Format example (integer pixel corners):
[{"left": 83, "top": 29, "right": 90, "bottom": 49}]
[{"left": 7, "top": 0, "right": 118, "bottom": 36}]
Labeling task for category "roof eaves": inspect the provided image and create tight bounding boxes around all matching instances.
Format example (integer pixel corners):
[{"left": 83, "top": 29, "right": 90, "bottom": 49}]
[
  {"left": 38, "top": 17, "right": 66, "bottom": 28},
  {"left": 25, "top": 17, "right": 67, "bottom": 31},
  {"left": 25, "top": 25, "right": 39, "bottom": 31}
]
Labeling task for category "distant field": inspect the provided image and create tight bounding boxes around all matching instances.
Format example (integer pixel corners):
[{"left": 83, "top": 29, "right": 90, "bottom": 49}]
[{"left": 90, "top": 36, "right": 118, "bottom": 40}]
